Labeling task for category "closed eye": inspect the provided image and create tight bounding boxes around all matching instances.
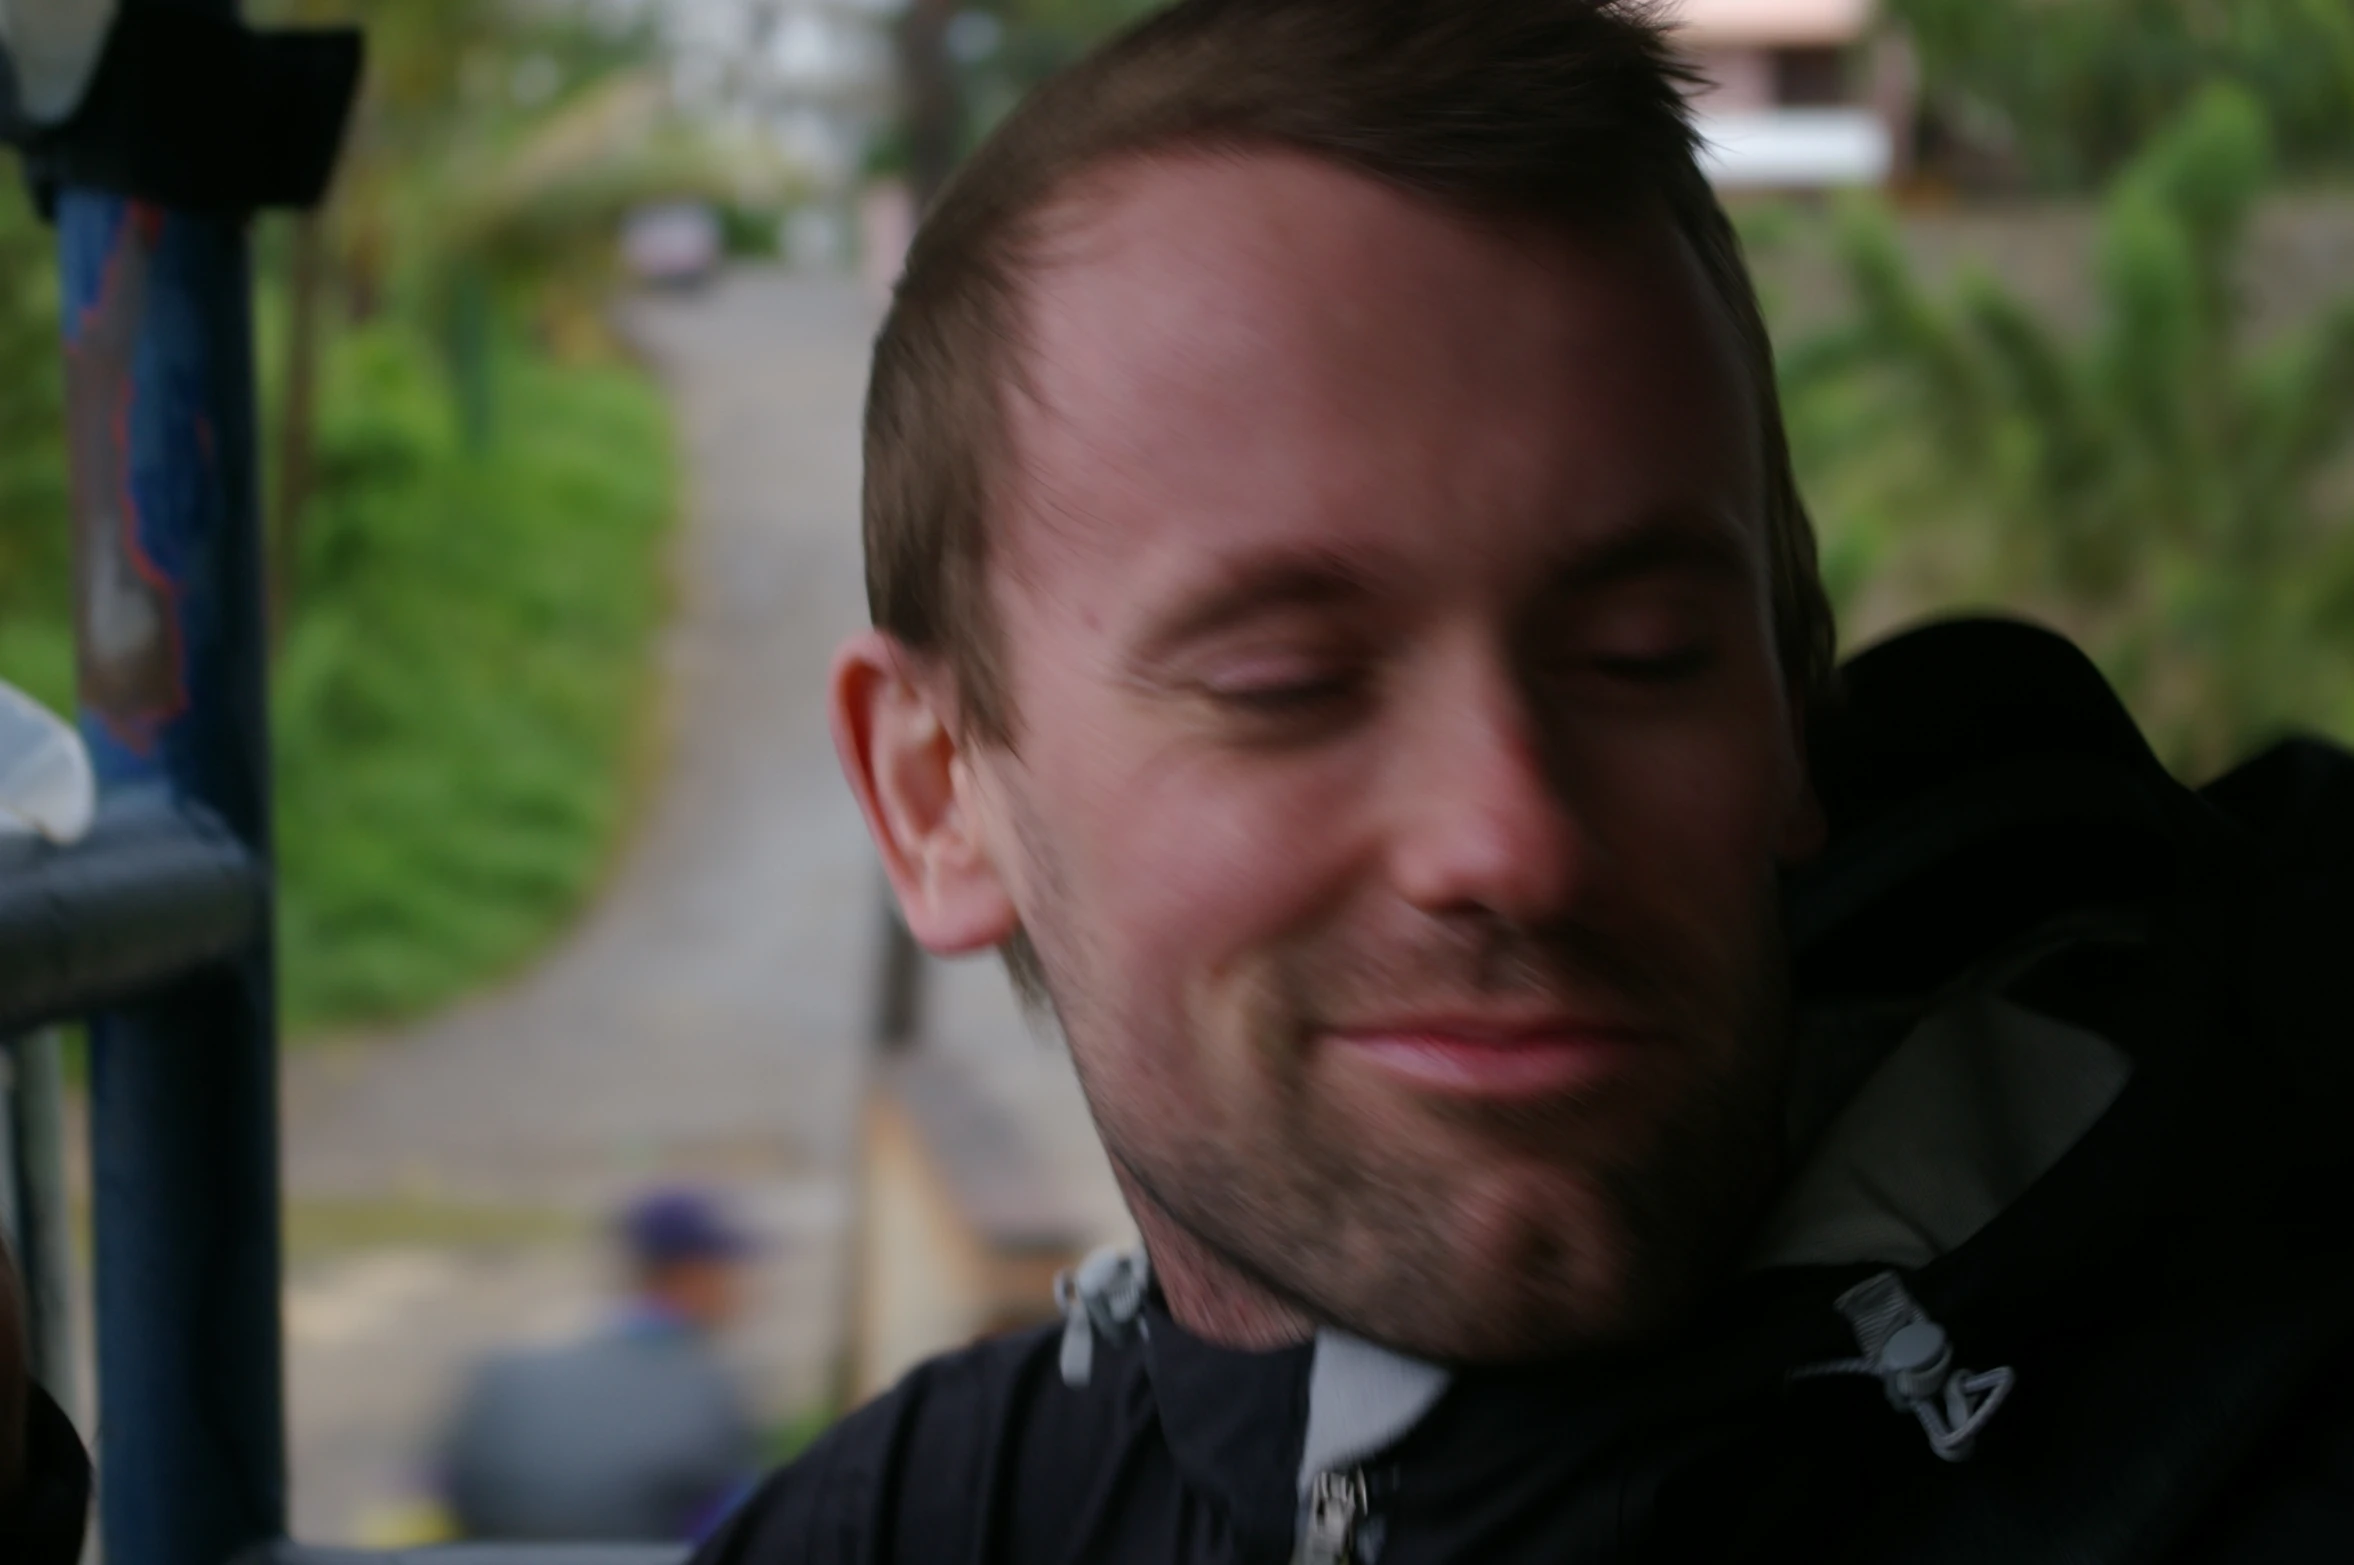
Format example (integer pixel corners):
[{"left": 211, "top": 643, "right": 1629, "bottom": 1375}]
[{"left": 1206, "top": 672, "right": 1368, "bottom": 714}]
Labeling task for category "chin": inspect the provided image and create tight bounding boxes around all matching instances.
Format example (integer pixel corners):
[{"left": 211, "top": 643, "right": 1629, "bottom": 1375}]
[
  {"left": 1401, "top": 1143, "right": 1752, "bottom": 1362},
  {"left": 1316, "top": 1182, "right": 1628, "bottom": 1361}
]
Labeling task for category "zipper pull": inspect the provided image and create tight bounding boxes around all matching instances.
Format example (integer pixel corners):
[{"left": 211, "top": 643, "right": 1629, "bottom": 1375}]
[{"left": 1298, "top": 1467, "right": 1367, "bottom": 1565}]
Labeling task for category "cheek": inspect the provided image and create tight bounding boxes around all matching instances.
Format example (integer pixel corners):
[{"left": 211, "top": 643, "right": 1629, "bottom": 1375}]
[
  {"left": 1011, "top": 697, "right": 1370, "bottom": 1041},
  {"left": 1574, "top": 688, "right": 1798, "bottom": 944},
  {"left": 1111, "top": 751, "right": 1365, "bottom": 982}
]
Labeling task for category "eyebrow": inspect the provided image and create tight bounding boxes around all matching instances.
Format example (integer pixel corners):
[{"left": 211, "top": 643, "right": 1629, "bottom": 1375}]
[{"left": 1544, "top": 510, "right": 1757, "bottom": 598}]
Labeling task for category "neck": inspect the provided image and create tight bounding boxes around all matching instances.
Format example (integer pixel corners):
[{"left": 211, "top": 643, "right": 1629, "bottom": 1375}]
[{"left": 1114, "top": 1163, "right": 1314, "bottom": 1351}]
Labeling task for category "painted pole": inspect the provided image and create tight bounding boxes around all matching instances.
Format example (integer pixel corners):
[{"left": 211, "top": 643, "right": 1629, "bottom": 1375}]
[
  {"left": 61, "top": 183, "right": 285, "bottom": 1565},
  {"left": 5, "top": 0, "right": 354, "bottom": 1555}
]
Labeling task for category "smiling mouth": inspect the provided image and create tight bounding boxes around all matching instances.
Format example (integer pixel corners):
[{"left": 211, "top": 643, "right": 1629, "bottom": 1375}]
[{"left": 1321, "top": 1021, "right": 1655, "bottom": 1100}]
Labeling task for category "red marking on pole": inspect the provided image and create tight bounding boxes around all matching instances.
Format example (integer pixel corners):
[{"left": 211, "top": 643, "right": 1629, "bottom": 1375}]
[{"left": 68, "top": 201, "right": 192, "bottom": 755}]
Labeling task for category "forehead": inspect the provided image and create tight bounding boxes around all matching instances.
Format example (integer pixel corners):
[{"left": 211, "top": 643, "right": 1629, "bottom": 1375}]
[{"left": 997, "top": 148, "right": 1760, "bottom": 611}]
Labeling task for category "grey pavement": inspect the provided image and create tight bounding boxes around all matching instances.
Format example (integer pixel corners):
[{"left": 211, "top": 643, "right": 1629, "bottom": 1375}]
[
  {"left": 283, "top": 273, "right": 882, "bottom": 1208},
  {"left": 278, "top": 269, "right": 1123, "bottom": 1544}
]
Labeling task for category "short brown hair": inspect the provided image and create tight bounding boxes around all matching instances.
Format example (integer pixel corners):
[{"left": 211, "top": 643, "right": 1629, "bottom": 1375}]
[{"left": 864, "top": 0, "right": 1835, "bottom": 741}]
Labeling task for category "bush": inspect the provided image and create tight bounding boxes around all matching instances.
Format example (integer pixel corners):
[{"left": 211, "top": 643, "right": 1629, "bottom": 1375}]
[
  {"left": 0, "top": 175, "right": 73, "bottom": 718},
  {"left": 1892, "top": 0, "right": 2354, "bottom": 189},
  {"left": 0, "top": 205, "right": 676, "bottom": 1032},
  {"left": 274, "top": 324, "right": 672, "bottom": 1029},
  {"left": 1786, "top": 86, "right": 2354, "bottom": 777}
]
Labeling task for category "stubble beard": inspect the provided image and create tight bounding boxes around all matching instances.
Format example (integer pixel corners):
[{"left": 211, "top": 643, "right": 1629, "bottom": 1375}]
[{"left": 1031, "top": 880, "right": 1795, "bottom": 1365}]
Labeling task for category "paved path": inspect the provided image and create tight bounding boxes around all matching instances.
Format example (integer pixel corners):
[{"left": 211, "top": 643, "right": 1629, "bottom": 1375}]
[{"left": 277, "top": 270, "right": 1121, "bottom": 1543}]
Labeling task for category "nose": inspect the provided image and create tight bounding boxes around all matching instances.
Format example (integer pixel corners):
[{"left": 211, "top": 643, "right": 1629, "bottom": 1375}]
[{"left": 1384, "top": 650, "right": 1585, "bottom": 925}]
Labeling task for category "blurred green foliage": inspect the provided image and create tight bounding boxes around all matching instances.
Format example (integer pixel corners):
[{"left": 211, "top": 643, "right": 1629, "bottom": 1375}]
[
  {"left": 1890, "top": 0, "right": 2354, "bottom": 188},
  {"left": 0, "top": 174, "right": 72, "bottom": 716},
  {"left": 0, "top": 251, "right": 673, "bottom": 1031},
  {"left": 717, "top": 203, "right": 784, "bottom": 259},
  {"left": 269, "top": 0, "right": 692, "bottom": 283},
  {"left": 951, "top": 0, "right": 1162, "bottom": 152},
  {"left": 273, "top": 324, "right": 672, "bottom": 1028},
  {"left": 264, "top": 0, "right": 792, "bottom": 427},
  {"left": 1785, "top": 86, "right": 2354, "bottom": 777},
  {"left": 0, "top": 0, "right": 689, "bottom": 1034},
  {"left": 989, "top": 0, "right": 1161, "bottom": 82}
]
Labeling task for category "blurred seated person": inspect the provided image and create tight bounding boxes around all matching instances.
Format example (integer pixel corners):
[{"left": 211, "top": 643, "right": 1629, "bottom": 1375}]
[
  {"left": 442, "top": 1188, "right": 761, "bottom": 1542},
  {"left": 0, "top": 1233, "right": 87, "bottom": 1564}
]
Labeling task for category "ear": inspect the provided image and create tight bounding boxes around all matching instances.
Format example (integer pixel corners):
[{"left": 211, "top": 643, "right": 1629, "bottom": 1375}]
[{"left": 830, "top": 630, "right": 1021, "bottom": 955}]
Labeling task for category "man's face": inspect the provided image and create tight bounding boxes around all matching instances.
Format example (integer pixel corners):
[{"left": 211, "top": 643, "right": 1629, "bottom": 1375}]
[
  {"left": 650, "top": 1255, "right": 744, "bottom": 1336},
  {"left": 952, "top": 152, "right": 1816, "bottom": 1360}
]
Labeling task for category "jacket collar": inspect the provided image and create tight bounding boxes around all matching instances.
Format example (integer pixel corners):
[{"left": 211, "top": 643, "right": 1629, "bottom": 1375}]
[{"left": 1139, "top": 1295, "right": 1312, "bottom": 1557}]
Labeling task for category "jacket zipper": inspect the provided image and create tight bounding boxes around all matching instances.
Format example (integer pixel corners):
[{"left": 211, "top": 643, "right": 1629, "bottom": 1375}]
[{"left": 1298, "top": 1467, "right": 1367, "bottom": 1565}]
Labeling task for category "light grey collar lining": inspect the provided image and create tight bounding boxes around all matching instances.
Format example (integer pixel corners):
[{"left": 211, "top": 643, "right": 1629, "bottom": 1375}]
[
  {"left": 1296, "top": 1329, "right": 1450, "bottom": 1494},
  {"left": 1751, "top": 991, "right": 2134, "bottom": 1272}
]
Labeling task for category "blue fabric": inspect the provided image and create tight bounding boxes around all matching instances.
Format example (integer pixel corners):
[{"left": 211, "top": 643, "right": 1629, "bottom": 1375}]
[{"left": 443, "top": 1324, "right": 758, "bottom": 1543}]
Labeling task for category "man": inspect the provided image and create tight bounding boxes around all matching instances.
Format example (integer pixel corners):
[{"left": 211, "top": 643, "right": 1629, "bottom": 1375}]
[
  {"left": 442, "top": 1188, "right": 760, "bottom": 1542},
  {"left": 703, "top": 2, "right": 2354, "bottom": 1560}
]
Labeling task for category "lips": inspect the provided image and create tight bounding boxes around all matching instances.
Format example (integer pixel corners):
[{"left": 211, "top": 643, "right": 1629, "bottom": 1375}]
[{"left": 1322, "top": 1020, "right": 1653, "bottom": 1100}]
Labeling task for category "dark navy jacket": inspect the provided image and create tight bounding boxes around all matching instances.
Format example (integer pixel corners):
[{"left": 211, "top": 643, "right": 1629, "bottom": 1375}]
[
  {"left": 3, "top": 1386, "right": 89, "bottom": 1565},
  {"left": 697, "top": 622, "right": 2354, "bottom": 1564}
]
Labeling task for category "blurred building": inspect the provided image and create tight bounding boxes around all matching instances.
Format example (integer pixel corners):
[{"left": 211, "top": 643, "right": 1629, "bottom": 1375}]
[
  {"left": 855, "top": 1053, "right": 1087, "bottom": 1397},
  {"left": 1670, "top": 0, "right": 1910, "bottom": 189},
  {"left": 849, "top": 963, "right": 1134, "bottom": 1404},
  {"left": 638, "top": 0, "right": 900, "bottom": 191}
]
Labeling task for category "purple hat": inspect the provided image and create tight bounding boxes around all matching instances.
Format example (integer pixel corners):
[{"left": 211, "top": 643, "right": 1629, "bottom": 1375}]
[{"left": 620, "top": 1188, "right": 756, "bottom": 1267}]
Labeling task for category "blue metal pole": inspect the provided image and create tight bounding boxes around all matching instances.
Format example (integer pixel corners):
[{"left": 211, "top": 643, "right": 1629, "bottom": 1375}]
[{"left": 60, "top": 183, "right": 285, "bottom": 1565}]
